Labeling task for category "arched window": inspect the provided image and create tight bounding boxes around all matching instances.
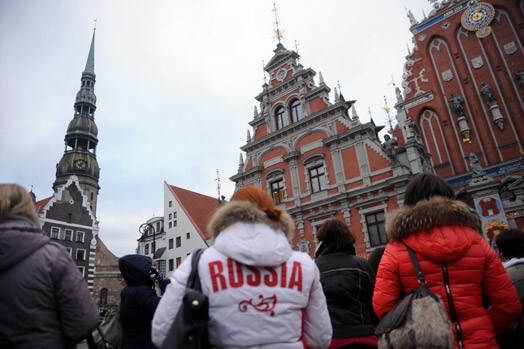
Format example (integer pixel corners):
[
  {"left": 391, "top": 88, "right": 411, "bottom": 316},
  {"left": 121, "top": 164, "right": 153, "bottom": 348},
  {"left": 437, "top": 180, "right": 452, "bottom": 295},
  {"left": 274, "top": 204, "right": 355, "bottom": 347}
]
[
  {"left": 275, "top": 107, "right": 287, "bottom": 130},
  {"left": 100, "top": 288, "right": 108, "bottom": 305},
  {"left": 290, "top": 99, "right": 302, "bottom": 123}
]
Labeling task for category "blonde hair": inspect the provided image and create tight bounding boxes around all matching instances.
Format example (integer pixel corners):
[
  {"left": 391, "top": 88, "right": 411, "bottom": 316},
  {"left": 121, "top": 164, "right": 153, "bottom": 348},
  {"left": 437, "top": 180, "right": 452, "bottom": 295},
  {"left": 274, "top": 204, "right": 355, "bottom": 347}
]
[{"left": 0, "top": 184, "right": 39, "bottom": 225}]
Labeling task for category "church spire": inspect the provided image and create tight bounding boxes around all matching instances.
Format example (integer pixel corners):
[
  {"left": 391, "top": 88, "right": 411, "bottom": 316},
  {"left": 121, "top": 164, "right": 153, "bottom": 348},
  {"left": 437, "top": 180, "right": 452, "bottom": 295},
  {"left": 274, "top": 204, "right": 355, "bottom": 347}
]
[
  {"left": 84, "top": 29, "right": 95, "bottom": 75},
  {"left": 54, "top": 29, "right": 101, "bottom": 215}
]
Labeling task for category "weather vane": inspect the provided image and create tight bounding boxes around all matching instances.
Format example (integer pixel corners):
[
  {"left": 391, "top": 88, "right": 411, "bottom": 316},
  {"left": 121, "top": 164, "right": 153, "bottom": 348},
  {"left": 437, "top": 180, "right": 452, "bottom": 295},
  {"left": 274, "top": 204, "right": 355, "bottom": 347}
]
[
  {"left": 295, "top": 40, "right": 300, "bottom": 63},
  {"left": 271, "top": 3, "right": 284, "bottom": 43},
  {"left": 262, "top": 60, "right": 267, "bottom": 84},
  {"left": 94, "top": 18, "right": 97, "bottom": 31},
  {"left": 214, "top": 169, "right": 222, "bottom": 199},
  {"left": 382, "top": 95, "right": 395, "bottom": 133}
]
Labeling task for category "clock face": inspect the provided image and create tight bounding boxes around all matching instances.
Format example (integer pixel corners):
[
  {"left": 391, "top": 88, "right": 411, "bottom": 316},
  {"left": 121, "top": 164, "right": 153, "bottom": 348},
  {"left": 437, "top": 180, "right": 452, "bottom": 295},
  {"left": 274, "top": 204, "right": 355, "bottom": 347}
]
[
  {"left": 461, "top": 2, "right": 495, "bottom": 31},
  {"left": 74, "top": 160, "right": 87, "bottom": 170}
]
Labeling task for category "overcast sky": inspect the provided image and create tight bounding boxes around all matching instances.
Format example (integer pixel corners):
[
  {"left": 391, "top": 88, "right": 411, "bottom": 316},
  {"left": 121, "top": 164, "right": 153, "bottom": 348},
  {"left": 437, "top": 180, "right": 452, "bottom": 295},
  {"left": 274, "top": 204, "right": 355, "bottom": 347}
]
[{"left": 0, "top": 0, "right": 436, "bottom": 256}]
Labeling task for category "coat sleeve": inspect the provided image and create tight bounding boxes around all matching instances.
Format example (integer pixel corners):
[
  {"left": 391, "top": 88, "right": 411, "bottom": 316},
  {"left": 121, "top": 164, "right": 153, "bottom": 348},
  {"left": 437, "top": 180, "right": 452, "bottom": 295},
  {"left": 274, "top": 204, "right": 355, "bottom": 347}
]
[
  {"left": 373, "top": 242, "right": 402, "bottom": 319},
  {"left": 51, "top": 245, "right": 99, "bottom": 341},
  {"left": 151, "top": 254, "right": 192, "bottom": 348},
  {"left": 303, "top": 262, "right": 332, "bottom": 349},
  {"left": 481, "top": 242, "right": 522, "bottom": 333}
]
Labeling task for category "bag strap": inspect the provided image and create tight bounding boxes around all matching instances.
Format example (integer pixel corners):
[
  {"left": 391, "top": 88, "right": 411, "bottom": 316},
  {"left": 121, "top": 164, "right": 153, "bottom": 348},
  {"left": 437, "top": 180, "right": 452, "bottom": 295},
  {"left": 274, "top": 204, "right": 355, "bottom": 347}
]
[
  {"left": 405, "top": 244, "right": 426, "bottom": 284},
  {"left": 186, "top": 248, "right": 205, "bottom": 291}
]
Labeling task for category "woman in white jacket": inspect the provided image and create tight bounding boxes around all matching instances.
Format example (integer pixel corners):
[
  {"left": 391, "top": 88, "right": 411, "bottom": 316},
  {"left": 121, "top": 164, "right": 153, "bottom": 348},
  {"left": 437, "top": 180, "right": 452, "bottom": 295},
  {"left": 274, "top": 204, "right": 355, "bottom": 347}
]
[{"left": 152, "top": 185, "right": 332, "bottom": 348}]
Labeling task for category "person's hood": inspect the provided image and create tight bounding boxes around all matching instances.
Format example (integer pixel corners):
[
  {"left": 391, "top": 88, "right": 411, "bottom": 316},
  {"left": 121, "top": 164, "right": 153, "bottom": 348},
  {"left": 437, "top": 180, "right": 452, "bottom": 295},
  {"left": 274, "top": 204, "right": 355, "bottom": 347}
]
[
  {"left": 0, "top": 216, "right": 49, "bottom": 272},
  {"left": 209, "top": 200, "right": 295, "bottom": 267},
  {"left": 119, "top": 254, "right": 153, "bottom": 286},
  {"left": 504, "top": 257, "right": 524, "bottom": 269},
  {"left": 386, "top": 196, "right": 482, "bottom": 262}
]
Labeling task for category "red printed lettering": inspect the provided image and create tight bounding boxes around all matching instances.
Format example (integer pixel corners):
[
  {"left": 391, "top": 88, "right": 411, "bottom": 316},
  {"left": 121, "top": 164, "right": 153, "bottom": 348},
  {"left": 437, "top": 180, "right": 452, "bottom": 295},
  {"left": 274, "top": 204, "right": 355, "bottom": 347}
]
[
  {"left": 227, "top": 258, "right": 244, "bottom": 288},
  {"left": 288, "top": 261, "right": 303, "bottom": 292},
  {"left": 280, "top": 262, "right": 287, "bottom": 288},
  {"left": 246, "top": 266, "right": 261, "bottom": 286},
  {"left": 264, "top": 267, "right": 278, "bottom": 287},
  {"left": 209, "top": 261, "right": 227, "bottom": 292}
]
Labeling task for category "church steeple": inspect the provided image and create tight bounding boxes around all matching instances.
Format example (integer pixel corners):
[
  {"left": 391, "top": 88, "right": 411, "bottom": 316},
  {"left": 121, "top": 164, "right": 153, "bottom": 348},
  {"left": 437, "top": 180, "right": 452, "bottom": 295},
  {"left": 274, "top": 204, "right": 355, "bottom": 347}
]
[{"left": 54, "top": 29, "right": 101, "bottom": 215}]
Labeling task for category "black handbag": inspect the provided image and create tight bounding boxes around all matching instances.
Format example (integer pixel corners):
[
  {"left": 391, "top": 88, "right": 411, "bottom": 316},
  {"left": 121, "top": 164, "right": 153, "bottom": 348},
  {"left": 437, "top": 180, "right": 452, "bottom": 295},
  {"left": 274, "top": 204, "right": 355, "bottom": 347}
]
[
  {"left": 375, "top": 245, "right": 454, "bottom": 349},
  {"left": 161, "top": 248, "right": 209, "bottom": 349}
]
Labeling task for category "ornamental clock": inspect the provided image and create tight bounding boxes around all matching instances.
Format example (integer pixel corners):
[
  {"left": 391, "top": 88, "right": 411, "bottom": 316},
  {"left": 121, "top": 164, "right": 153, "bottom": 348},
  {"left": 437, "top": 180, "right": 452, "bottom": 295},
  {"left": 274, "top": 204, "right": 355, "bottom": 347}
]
[
  {"left": 74, "top": 159, "right": 87, "bottom": 170},
  {"left": 461, "top": 1, "right": 495, "bottom": 38}
]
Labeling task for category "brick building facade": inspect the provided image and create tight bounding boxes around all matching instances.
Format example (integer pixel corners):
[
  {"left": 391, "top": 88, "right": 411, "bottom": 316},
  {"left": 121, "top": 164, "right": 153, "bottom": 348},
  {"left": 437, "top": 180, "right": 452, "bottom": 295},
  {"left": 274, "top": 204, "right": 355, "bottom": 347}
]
[
  {"left": 92, "top": 236, "right": 123, "bottom": 307},
  {"left": 394, "top": 0, "right": 524, "bottom": 243},
  {"left": 231, "top": 43, "right": 430, "bottom": 257}
]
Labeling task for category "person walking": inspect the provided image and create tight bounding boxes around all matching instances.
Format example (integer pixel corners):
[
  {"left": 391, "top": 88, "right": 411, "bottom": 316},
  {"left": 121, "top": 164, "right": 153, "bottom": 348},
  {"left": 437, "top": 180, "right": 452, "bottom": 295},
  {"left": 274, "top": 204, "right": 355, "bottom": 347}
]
[
  {"left": 152, "top": 185, "right": 332, "bottom": 348},
  {"left": 495, "top": 228, "right": 524, "bottom": 348},
  {"left": 373, "top": 173, "right": 521, "bottom": 348},
  {"left": 119, "top": 254, "right": 169, "bottom": 349},
  {"left": 315, "top": 219, "right": 378, "bottom": 348},
  {"left": 0, "top": 183, "right": 99, "bottom": 348}
]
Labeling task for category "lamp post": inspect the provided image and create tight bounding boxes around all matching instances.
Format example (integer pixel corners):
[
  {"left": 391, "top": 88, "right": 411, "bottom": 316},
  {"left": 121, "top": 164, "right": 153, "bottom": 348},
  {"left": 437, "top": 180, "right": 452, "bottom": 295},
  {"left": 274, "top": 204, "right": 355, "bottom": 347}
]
[{"left": 139, "top": 222, "right": 156, "bottom": 255}]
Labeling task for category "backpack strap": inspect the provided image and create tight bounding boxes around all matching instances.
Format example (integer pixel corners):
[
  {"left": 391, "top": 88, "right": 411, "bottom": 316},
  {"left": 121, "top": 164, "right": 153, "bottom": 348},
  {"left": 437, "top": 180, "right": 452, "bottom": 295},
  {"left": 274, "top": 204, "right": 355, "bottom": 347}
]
[
  {"left": 186, "top": 248, "right": 205, "bottom": 291},
  {"left": 405, "top": 244, "right": 426, "bottom": 285}
]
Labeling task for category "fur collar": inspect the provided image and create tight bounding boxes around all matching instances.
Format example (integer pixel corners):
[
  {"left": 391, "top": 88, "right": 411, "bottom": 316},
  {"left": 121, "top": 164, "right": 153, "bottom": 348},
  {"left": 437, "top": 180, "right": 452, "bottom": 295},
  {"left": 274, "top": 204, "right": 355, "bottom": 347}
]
[
  {"left": 207, "top": 200, "right": 296, "bottom": 239},
  {"left": 386, "top": 196, "right": 481, "bottom": 241}
]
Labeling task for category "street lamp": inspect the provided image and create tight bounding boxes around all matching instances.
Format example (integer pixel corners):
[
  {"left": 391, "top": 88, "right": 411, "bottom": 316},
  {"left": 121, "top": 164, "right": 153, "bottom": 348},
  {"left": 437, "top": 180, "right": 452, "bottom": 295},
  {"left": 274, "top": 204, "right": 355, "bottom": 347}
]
[{"left": 139, "top": 222, "right": 156, "bottom": 255}]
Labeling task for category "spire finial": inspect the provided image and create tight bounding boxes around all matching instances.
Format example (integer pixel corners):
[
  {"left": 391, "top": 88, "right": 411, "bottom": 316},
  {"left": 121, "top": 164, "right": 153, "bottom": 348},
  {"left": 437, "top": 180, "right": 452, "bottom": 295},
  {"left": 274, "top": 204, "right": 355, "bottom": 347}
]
[
  {"left": 214, "top": 169, "right": 222, "bottom": 202},
  {"left": 262, "top": 60, "right": 267, "bottom": 84},
  {"left": 295, "top": 40, "right": 300, "bottom": 63},
  {"left": 93, "top": 18, "right": 97, "bottom": 30},
  {"left": 319, "top": 71, "right": 325, "bottom": 85},
  {"left": 382, "top": 96, "right": 394, "bottom": 133},
  {"left": 271, "top": 3, "right": 284, "bottom": 44}
]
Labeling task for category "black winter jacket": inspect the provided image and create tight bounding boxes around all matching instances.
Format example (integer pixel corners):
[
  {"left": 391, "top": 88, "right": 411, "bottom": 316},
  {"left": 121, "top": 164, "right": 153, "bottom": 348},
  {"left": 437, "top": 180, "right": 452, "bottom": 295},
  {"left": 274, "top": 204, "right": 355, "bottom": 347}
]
[
  {"left": 315, "top": 241, "right": 378, "bottom": 338},
  {"left": 119, "top": 254, "right": 169, "bottom": 349}
]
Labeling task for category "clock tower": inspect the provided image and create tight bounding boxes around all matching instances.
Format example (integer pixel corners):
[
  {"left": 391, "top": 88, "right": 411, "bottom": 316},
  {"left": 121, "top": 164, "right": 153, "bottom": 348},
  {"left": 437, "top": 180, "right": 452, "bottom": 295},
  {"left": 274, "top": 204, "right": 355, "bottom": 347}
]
[{"left": 53, "top": 29, "right": 100, "bottom": 215}]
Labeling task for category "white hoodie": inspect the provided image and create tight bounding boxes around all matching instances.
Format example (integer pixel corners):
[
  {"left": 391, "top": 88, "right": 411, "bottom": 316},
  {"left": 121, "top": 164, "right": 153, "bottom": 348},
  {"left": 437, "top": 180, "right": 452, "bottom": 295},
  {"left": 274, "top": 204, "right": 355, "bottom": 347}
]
[{"left": 152, "top": 221, "right": 332, "bottom": 349}]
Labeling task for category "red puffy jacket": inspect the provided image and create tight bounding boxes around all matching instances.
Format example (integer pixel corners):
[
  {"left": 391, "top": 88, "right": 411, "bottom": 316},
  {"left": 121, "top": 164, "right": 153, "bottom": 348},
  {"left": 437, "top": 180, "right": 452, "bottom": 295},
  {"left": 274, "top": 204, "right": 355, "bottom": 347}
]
[{"left": 373, "top": 197, "right": 521, "bottom": 349}]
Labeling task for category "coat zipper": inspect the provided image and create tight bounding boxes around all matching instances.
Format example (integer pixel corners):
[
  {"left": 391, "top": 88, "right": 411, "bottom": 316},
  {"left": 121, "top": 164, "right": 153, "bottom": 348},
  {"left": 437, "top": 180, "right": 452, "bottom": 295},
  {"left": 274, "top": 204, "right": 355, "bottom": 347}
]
[{"left": 442, "top": 262, "right": 464, "bottom": 349}]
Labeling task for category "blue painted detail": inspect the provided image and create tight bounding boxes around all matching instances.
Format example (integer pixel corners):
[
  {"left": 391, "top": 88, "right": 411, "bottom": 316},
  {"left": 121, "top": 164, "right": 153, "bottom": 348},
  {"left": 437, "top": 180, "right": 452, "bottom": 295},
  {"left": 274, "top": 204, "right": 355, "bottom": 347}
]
[
  {"left": 413, "top": 3, "right": 468, "bottom": 34},
  {"left": 448, "top": 162, "right": 524, "bottom": 188}
]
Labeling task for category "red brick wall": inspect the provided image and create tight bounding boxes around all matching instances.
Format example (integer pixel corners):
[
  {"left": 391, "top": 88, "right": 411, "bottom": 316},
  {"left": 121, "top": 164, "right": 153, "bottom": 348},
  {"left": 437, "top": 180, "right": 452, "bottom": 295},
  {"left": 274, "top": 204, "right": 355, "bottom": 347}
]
[{"left": 93, "top": 236, "right": 124, "bottom": 306}]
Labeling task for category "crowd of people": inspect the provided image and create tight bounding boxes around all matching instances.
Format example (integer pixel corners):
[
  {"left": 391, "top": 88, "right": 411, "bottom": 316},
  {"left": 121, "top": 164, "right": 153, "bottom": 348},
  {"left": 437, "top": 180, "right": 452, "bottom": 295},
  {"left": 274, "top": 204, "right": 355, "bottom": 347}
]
[{"left": 1, "top": 174, "right": 523, "bottom": 348}]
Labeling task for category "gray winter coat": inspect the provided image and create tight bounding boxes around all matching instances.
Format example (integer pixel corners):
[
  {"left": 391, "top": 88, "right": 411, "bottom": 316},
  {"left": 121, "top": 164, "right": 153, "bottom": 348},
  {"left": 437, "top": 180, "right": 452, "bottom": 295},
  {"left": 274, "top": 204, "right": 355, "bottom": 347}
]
[{"left": 0, "top": 216, "right": 99, "bottom": 348}]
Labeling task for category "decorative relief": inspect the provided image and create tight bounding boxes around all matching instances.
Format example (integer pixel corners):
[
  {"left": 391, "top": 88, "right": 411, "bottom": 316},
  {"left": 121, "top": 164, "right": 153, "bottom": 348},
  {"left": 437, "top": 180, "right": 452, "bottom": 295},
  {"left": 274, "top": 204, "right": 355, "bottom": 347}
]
[
  {"left": 276, "top": 68, "right": 287, "bottom": 82},
  {"left": 441, "top": 69, "right": 453, "bottom": 82},
  {"left": 471, "top": 56, "right": 484, "bottom": 69},
  {"left": 442, "top": 22, "right": 451, "bottom": 29},
  {"left": 418, "top": 34, "right": 426, "bottom": 41},
  {"left": 503, "top": 42, "right": 517, "bottom": 55}
]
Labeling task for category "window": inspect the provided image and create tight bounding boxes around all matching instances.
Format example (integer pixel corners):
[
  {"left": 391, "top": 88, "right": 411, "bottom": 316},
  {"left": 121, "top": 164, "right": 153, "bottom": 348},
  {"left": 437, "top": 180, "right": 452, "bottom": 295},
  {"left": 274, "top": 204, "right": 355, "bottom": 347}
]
[
  {"left": 169, "top": 238, "right": 174, "bottom": 249},
  {"left": 174, "top": 212, "right": 177, "bottom": 218},
  {"left": 76, "top": 231, "right": 85, "bottom": 243},
  {"left": 158, "top": 260, "right": 166, "bottom": 275},
  {"left": 176, "top": 236, "right": 181, "bottom": 248},
  {"left": 169, "top": 222, "right": 172, "bottom": 228},
  {"left": 145, "top": 244, "right": 149, "bottom": 255},
  {"left": 275, "top": 107, "right": 287, "bottom": 130},
  {"left": 176, "top": 257, "right": 182, "bottom": 268},
  {"left": 51, "top": 227, "right": 60, "bottom": 239},
  {"left": 309, "top": 166, "right": 326, "bottom": 192},
  {"left": 174, "top": 220, "right": 177, "bottom": 227},
  {"left": 366, "top": 211, "right": 388, "bottom": 247},
  {"left": 290, "top": 99, "right": 303, "bottom": 122},
  {"left": 169, "top": 213, "right": 172, "bottom": 220},
  {"left": 90, "top": 192, "right": 94, "bottom": 200},
  {"left": 78, "top": 266, "right": 85, "bottom": 277},
  {"left": 186, "top": 232, "right": 190, "bottom": 239},
  {"left": 66, "top": 247, "right": 72, "bottom": 256},
  {"left": 76, "top": 248, "right": 86, "bottom": 261},
  {"left": 67, "top": 213, "right": 72, "bottom": 223},
  {"left": 271, "top": 180, "right": 285, "bottom": 204},
  {"left": 169, "top": 259, "right": 174, "bottom": 271},
  {"left": 169, "top": 201, "right": 172, "bottom": 207},
  {"left": 156, "top": 222, "right": 160, "bottom": 232},
  {"left": 151, "top": 242, "right": 156, "bottom": 253},
  {"left": 64, "top": 229, "right": 73, "bottom": 241},
  {"left": 100, "top": 288, "right": 108, "bottom": 305}
]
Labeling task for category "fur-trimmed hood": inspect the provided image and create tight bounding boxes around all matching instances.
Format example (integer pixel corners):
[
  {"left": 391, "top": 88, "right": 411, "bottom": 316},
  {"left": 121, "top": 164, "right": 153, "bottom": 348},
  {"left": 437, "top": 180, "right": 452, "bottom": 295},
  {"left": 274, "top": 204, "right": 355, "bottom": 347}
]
[
  {"left": 386, "top": 196, "right": 482, "bottom": 262},
  {"left": 207, "top": 200, "right": 295, "bottom": 240},
  {"left": 207, "top": 200, "right": 296, "bottom": 267}
]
